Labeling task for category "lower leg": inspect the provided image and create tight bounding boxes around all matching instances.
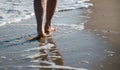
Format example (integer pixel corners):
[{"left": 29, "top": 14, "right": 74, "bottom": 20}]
[
  {"left": 45, "top": 0, "right": 57, "bottom": 33},
  {"left": 34, "top": 0, "right": 46, "bottom": 38}
]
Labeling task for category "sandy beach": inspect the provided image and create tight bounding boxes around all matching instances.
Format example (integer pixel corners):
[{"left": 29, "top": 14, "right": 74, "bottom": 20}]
[
  {"left": 0, "top": 0, "right": 120, "bottom": 70},
  {"left": 85, "top": 0, "right": 120, "bottom": 47},
  {"left": 85, "top": 0, "right": 120, "bottom": 70}
]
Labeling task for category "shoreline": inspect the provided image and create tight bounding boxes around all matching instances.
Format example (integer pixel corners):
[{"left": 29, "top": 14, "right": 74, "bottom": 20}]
[
  {"left": 85, "top": 0, "right": 120, "bottom": 47},
  {"left": 0, "top": 0, "right": 120, "bottom": 69},
  {"left": 0, "top": 8, "right": 111, "bottom": 70}
]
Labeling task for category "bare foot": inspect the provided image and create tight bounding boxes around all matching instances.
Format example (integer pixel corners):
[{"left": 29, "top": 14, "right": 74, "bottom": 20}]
[
  {"left": 45, "top": 26, "right": 56, "bottom": 34},
  {"left": 27, "top": 27, "right": 55, "bottom": 41}
]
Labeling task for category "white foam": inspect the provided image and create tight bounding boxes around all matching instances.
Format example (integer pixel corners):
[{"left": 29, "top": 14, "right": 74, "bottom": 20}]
[
  {"left": 0, "top": 0, "right": 92, "bottom": 27},
  {"left": 0, "top": 43, "right": 54, "bottom": 55},
  {"left": 16, "top": 23, "right": 85, "bottom": 30},
  {"left": 24, "top": 43, "right": 55, "bottom": 59},
  {"left": 0, "top": 22, "right": 6, "bottom": 26},
  {"left": 8, "top": 18, "right": 22, "bottom": 24},
  {"left": 25, "top": 53, "right": 46, "bottom": 59},
  {"left": 31, "top": 60, "right": 55, "bottom": 65},
  {"left": 104, "top": 50, "right": 115, "bottom": 54},
  {"left": 48, "top": 56, "right": 62, "bottom": 59},
  {"left": 25, "top": 43, "right": 55, "bottom": 52},
  {"left": 23, "top": 13, "right": 35, "bottom": 19},
  {"left": 54, "top": 23, "right": 85, "bottom": 30},
  {"left": 0, "top": 56, "right": 6, "bottom": 59},
  {"left": 0, "top": 0, "right": 34, "bottom": 26},
  {"left": 81, "top": 60, "right": 89, "bottom": 64},
  {"left": 57, "top": 0, "right": 93, "bottom": 11},
  {"left": 14, "top": 65, "right": 88, "bottom": 70}
]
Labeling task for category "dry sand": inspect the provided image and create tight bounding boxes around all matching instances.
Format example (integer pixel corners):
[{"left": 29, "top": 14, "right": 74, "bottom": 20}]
[
  {"left": 85, "top": 0, "right": 120, "bottom": 70},
  {"left": 85, "top": 0, "right": 120, "bottom": 47}
]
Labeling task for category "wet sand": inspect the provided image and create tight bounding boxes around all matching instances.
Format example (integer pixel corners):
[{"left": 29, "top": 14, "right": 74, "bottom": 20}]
[
  {"left": 85, "top": 0, "right": 120, "bottom": 47},
  {"left": 85, "top": 0, "right": 120, "bottom": 70},
  {"left": 0, "top": 2, "right": 119, "bottom": 70}
]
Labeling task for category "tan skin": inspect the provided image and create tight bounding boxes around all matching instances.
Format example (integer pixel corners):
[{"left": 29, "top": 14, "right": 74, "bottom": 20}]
[{"left": 34, "top": 0, "right": 57, "bottom": 39}]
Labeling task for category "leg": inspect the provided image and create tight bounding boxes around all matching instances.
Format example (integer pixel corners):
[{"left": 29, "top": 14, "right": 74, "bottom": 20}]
[
  {"left": 45, "top": 0, "right": 57, "bottom": 34},
  {"left": 34, "top": 0, "right": 46, "bottom": 38}
]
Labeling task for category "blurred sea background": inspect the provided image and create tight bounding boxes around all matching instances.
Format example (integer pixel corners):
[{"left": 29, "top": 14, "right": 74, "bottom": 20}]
[{"left": 0, "top": 0, "right": 93, "bottom": 26}]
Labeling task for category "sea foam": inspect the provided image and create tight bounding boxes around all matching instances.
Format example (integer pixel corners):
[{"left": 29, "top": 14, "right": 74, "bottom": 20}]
[
  {"left": 0, "top": 0, "right": 92, "bottom": 27},
  {"left": 14, "top": 65, "right": 88, "bottom": 70}
]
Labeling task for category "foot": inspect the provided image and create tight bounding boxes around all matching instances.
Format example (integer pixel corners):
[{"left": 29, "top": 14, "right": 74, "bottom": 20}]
[{"left": 45, "top": 26, "right": 56, "bottom": 34}]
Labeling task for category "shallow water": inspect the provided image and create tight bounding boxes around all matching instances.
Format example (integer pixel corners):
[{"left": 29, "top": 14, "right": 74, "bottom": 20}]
[
  {"left": 0, "top": 8, "right": 116, "bottom": 70},
  {"left": 0, "top": 33, "right": 88, "bottom": 70},
  {"left": 0, "top": 7, "right": 91, "bottom": 70},
  {"left": 0, "top": 0, "right": 95, "bottom": 70}
]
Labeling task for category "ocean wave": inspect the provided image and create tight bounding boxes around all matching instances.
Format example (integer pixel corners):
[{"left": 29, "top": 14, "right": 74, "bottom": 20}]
[{"left": 0, "top": 0, "right": 92, "bottom": 26}]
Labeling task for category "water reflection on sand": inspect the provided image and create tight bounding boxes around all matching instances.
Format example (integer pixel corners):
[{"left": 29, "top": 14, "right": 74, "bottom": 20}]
[{"left": 36, "top": 35, "right": 64, "bottom": 70}]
